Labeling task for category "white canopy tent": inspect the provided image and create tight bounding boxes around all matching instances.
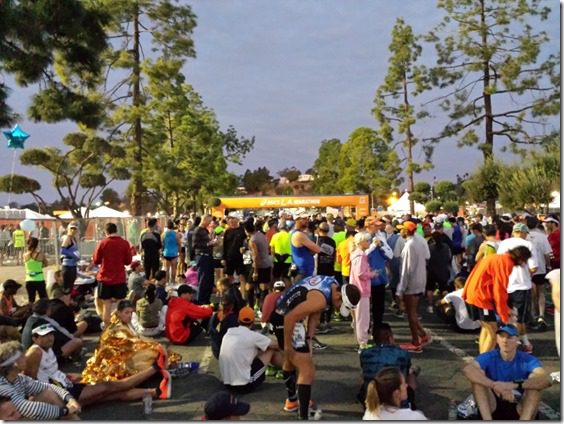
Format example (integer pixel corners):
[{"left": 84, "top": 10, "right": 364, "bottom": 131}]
[
  {"left": 0, "top": 207, "right": 55, "bottom": 221},
  {"left": 387, "top": 191, "right": 426, "bottom": 215},
  {"left": 23, "top": 208, "right": 56, "bottom": 220},
  {"left": 58, "top": 206, "right": 129, "bottom": 219}
]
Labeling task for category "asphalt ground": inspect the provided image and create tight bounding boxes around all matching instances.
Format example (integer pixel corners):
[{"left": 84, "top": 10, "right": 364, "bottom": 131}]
[{"left": 3, "top": 266, "right": 560, "bottom": 421}]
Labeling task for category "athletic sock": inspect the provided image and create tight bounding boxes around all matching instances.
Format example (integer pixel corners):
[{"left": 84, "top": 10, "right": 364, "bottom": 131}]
[
  {"left": 283, "top": 370, "right": 297, "bottom": 401},
  {"left": 297, "top": 384, "right": 311, "bottom": 420}
]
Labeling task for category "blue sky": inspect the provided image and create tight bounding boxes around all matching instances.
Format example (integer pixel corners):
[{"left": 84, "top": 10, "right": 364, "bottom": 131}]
[{"left": 0, "top": 0, "right": 560, "bottom": 207}]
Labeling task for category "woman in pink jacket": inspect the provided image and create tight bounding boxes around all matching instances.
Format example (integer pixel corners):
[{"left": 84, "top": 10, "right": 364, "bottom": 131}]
[{"left": 350, "top": 232, "right": 377, "bottom": 351}]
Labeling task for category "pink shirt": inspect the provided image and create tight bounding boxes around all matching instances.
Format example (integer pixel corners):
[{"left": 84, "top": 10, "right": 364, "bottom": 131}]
[
  {"left": 350, "top": 248, "right": 375, "bottom": 298},
  {"left": 185, "top": 267, "right": 198, "bottom": 287}
]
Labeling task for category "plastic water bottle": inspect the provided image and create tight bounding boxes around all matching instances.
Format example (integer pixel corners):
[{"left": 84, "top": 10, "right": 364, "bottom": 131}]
[
  {"left": 448, "top": 400, "right": 457, "bottom": 421},
  {"left": 143, "top": 392, "right": 153, "bottom": 416}
]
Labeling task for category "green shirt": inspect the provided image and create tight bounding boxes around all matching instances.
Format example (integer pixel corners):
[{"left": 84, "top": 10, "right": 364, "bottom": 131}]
[
  {"left": 270, "top": 230, "right": 292, "bottom": 263},
  {"left": 332, "top": 231, "right": 346, "bottom": 271}
]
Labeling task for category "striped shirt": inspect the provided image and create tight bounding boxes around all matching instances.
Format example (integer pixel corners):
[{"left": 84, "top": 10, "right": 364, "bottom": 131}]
[{"left": 0, "top": 374, "right": 71, "bottom": 420}]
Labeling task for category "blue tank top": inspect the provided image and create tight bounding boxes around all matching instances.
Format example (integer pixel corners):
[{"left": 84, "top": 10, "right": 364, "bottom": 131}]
[
  {"left": 61, "top": 241, "right": 79, "bottom": 267},
  {"left": 162, "top": 229, "right": 179, "bottom": 258},
  {"left": 275, "top": 275, "right": 336, "bottom": 316},
  {"left": 290, "top": 230, "right": 315, "bottom": 277}
]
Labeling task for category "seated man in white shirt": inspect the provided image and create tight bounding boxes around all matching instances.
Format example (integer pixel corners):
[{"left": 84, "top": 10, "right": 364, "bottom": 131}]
[
  {"left": 437, "top": 277, "right": 480, "bottom": 332},
  {"left": 219, "top": 306, "right": 283, "bottom": 394}
]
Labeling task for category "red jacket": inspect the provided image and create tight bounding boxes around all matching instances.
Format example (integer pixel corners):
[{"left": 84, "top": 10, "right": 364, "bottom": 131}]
[
  {"left": 462, "top": 253, "right": 514, "bottom": 323},
  {"left": 93, "top": 235, "right": 132, "bottom": 285},
  {"left": 548, "top": 229, "right": 560, "bottom": 268},
  {"left": 165, "top": 296, "right": 213, "bottom": 344}
]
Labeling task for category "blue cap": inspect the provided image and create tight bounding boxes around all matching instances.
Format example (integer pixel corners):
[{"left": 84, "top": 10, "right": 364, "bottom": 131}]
[{"left": 497, "top": 324, "right": 519, "bottom": 337}]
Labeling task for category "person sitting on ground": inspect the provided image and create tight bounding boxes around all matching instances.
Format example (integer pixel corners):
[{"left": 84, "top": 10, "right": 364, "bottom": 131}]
[
  {"left": 219, "top": 306, "right": 283, "bottom": 394},
  {"left": 127, "top": 260, "right": 149, "bottom": 306},
  {"left": 81, "top": 300, "right": 177, "bottom": 400},
  {"left": 1, "top": 279, "right": 31, "bottom": 326},
  {"left": 358, "top": 323, "right": 418, "bottom": 410},
  {"left": 462, "top": 324, "right": 552, "bottom": 420},
  {"left": 436, "top": 277, "right": 480, "bottom": 332},
  {"left": 21, "top": 299, "right": 83, "bottom": 362},
  {"left": 165, "top": 284, "right": 213, "bottom": 345},
  {"left": 0, "top": 341, "right": 81, "bottom": 420},
  {"left": 261, "top": 281, "right": 286, "bottom": 335},
  {"left": 363, "top": 367, "right": 428, "bottom": 420},
  {"left": 48, "top": 286, "right": 88, "bottom": 338},
  {"left": 209, "top": 292, "right": 240, "bottom": 359},
  {"left": 133, "top": 284, "right": 166, "bottom": 337},
  {"left": 24, "top": 323, "right": 160, "bottom": 410},
  {"left": 0, "top": 395, "right": 22, "bottom": 420},
  {"left": 153, "top": 270, "right": 169, "bottom": 305},
  {"left": 203, "top": 391, "right": 250, "bottom": 420},
  {"left": 215, "top": 277, "right": 244, "bottom": 314}
]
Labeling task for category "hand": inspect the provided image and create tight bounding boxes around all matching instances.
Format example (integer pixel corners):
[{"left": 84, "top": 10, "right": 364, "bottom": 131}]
[
  {"left": 491, "top": 381, "right": 515, "bottom": 402},
  {"left": 220, "top": 259, "right": 226, "bottom": 266},
  {"left": 66, "top": 398, "right": 82, "bottom": 415}
]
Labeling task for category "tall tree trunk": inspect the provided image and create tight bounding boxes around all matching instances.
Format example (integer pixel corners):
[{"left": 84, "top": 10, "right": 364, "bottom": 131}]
[
  {"left": 403, "top": 73, "right": 415, "bottom": 215},
  {"left": 480, "top": 0, "right": 496, "bottom": 217},
  {"left": 131, "top": 8, "right": 144, "bottom": 217}
]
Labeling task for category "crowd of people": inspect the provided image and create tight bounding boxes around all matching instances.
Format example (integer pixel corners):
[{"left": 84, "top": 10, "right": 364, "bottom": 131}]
[{"left": 0, "top": 208, "right": 560, "bottom": 420}]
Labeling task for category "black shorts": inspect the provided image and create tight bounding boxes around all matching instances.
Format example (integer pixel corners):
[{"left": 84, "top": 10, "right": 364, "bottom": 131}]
[
  {"left": 225, "top": 258, "right": 245, "bottom": 276},
  {"left": 451, "top": 246, "right": 465, "bottom": 255},
  {"left": 425, "top": 273, "right": 449, "bottom": 293},
  {"left": 273, "top": 262, "right": 291, "bottom": 280},
  {"left": 97, "top": 282, "right": 128, "bottom": 300},
  {"left": 532, "top": 274, "right": 547, "bottom": 285},
  {"left": 256, "top": 267, "right": 271, "bottom": 285},
  {"left": 508, "top": 290, "right": 531, "bottom": 323},
  {"left": 466, "top": 302, "right": 497, "bottom": 322},
  {"left": 224, "top": 357, "right": 266, "bottom": 394},
  {"left": 163, "top": 256, "right": 178, "bottom": 261},
  {"left": 68, "top": 383, "right": 86, "bottom": 400}
]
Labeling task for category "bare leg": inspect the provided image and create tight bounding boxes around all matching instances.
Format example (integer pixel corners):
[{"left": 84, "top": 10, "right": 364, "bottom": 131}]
[
  {"left": 74, "top": 321, "right": 88, "bottom": 337},
  {"left": 517, "top": 389, "right": 542, "bottom": 420},
  {"left": 479, "top": 321, "right": 498, "bottom": 354},
  {"left": 102, "top": 299, "right": 113, "bottom": 326},
  {"left": 169, "top": 258, "right": 178, "bottom": 282},
  {"left": 61, "top": 338, "right": 83, "bottom": 358},
  {"left": 471, "top": 383, "right": 496, "bottom": 420}
]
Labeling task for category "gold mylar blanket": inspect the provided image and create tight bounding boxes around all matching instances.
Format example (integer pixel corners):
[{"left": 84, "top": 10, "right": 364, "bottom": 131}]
[{"left": 81, "top": 314, "right": 181, "bottom": 384}]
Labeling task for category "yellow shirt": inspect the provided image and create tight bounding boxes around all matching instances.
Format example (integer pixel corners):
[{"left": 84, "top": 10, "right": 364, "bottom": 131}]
[
  {"left": 270, "top": 231, "right": 292, "bottom": 263},
  {"left": 337, "top": 236, "right": 354, "bottom": 277}
]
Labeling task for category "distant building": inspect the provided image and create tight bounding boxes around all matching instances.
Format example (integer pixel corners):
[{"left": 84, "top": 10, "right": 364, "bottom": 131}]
[{"left": 297, "top": 174, "right": 314, "bottom": 182}]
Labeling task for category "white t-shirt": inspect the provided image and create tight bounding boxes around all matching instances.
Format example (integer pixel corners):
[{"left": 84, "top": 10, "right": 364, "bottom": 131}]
[
  {"left": 497, "top": 237, "right": 537, "bottom": 293},
  {"left": 363, "top": 406, "right": 428, "bottom": 420},
  {"left": 527, "top": 229, "right": 552, "bottom": 275},
  {"left": 219, "top": 326, "right": 272, "bottom": 386},
  {"left": 444, "top": 289, "right": 480, "bottom": 330}
]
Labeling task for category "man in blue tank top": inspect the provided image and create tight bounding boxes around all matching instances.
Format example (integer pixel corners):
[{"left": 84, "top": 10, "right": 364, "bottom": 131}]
[
  {"left": 275, "top": 276, "right": 361, "bottom": 420},
  {"left": 290, "top": 213, "right": 321, "bottom": 281}
]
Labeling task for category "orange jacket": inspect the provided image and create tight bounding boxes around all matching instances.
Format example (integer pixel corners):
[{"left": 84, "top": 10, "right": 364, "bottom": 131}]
[{"left": 462, "top": 253, "right": 515, "bottom": 323}]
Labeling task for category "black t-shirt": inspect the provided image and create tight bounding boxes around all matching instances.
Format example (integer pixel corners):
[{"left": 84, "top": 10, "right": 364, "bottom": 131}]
[
  {"left": 223, "top": 227, "right": 247, "bottom": 261},
  {"left": 316, "top": 235, "right": 336, "bottom": 276},
  {"left": 140, "top": 230, "right": 162, "bottom": 257},
  {"left": 192, "top": 227, "right": 212, "bottom": 255},
  {"left": 48, "top": 299, "right": 77, "bottom": 335}
]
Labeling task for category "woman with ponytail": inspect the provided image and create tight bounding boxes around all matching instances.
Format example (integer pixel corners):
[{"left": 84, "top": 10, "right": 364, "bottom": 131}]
[
  {"left": 134, "top": 284, "right": 166, "bottom": 337},
  {"left": 363, "top": 367, "right": 427, "bottom": 420}
]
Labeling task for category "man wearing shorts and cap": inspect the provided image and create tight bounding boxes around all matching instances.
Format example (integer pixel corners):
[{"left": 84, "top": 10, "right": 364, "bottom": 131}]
[
  {"left": 219, "top": 307, "right": 283, "bottom": 394},
  {"left": 463, "top": 324, "right": 551, "bottom": 420},
  {"left": 395, "top": 220, "right": 431, "bottom": 353},
  {"left": 497, "top": 223, "right": 537, "bottom": 353},
  {"left": 24, "top": 324, "right": 160, "bottom": 411},
  {"left": 275, "top": 275, "right": 360, "bottom": 419},
  {"left": 203, "top": 391, "right": 250, "bottom": 420}
]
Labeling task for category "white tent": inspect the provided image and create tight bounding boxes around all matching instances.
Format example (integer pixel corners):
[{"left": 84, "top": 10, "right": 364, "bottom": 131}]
[
  {"left": 387, "top": 192, "right": 426, "bottom": 215},
  {"left": 23, "top": 208, "right": 56, "bottom": 220},
  {"left": 90, "top": 206, "right": 130, "bottom": 218},
  {"left": 548, "top": 191, "right": 560, "bottom": 210},
  {"left": 58, "top": 206, "right": 129, "bottom": 219}
]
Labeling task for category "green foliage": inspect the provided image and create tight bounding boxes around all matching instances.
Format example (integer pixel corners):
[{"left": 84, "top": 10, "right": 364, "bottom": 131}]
[
  {"left": 278, "top": 167, "right": 301, "bottom": 183},
  {"left": 0, "top": 0, "right": 109, "bottom": 126},
  {"left": 311, "top": 139, "right": 342, "bottom": 194},
  {"left": 337, "top": 127, "right": 402, "bottom": 206},
  {"left": 425, "top": 200, "right": 443, "bottom": 213},
  {"left": 242, "top": 167, "right": 273, "bottom": 194},
  {"left": 426, "top": 0, "right": 559, "bottom": 153},
  {"left": 0, "top": 175, "right": 41, "bottom": 194},
  {"left": 100, "top": 188, "right": 122, "bottom": 208},
  {"left": 443, "top": 200, "right": 460, "bottom": 215},
  {"left": 462, "top": 159, "right": 506, "bottom": 205},
  {"left": 413, "top": 182, "right": 431, "bottom": 194},
  {"left": 434, "top": 180, "right": 457, "bottom": 201},
  {"left": 409, "top": 192, "right": 427, "bottom": 205}
]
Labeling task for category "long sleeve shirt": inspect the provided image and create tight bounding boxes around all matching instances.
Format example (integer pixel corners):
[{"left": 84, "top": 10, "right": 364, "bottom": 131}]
[
  {"left": 0, "top": 374, "right": 71, "bottom": 420},
  {"left": 396, "top": 234, "right": 430, "bottom": 296},
  {"left": 350, "top": 249, "right": 376, "bottom": 298},
  {"left": 462, "top": 253, "right": 515, "bottom": 324}
]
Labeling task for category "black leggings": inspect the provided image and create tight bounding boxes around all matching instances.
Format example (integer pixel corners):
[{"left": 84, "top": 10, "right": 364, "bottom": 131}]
[
  {"left": 61, "top": 266, "right": 77, "bottom": 291},
  {"left": 26, "top": 281, "right": 47, "bottom": 304}
]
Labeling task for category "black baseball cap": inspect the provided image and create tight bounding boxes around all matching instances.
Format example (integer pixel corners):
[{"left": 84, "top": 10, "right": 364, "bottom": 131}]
[
  {"left": 177, "top": 284, "right": 195, "bottom": 296},
  {"left": 204, "top": 391, "right": 250, "bottom": 420}
]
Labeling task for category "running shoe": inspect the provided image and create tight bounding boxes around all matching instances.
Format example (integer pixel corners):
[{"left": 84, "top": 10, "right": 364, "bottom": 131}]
[
  {"left": 265, "top": 366, "right": 277, "bottom": 377},
  {"left": 317, "top": 323, "right": 330, "bottom": 334},
  {"left": 275, "top": 370, "right": 284, "bottom": 379},
  {"left": 283, "top": 399, "right": 299, "bottom": 412},
  {"left": 312, "top": 337, "right": 328, "bottom": 351},
  {"left": 419, "top": 334, "right": 433, "bottom": 346},
  {"left": 399, "top": 342, "right": 423, "bottom": 353}
]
